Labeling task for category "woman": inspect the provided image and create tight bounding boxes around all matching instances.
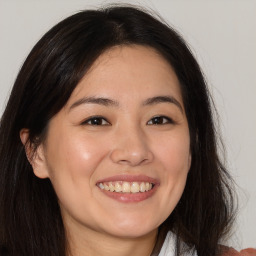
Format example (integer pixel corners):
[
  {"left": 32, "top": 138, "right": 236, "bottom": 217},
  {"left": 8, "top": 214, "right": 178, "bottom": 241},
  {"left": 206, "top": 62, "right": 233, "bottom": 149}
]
[{"left": 0, "top": 5, "right": 254, "bottom": 256}]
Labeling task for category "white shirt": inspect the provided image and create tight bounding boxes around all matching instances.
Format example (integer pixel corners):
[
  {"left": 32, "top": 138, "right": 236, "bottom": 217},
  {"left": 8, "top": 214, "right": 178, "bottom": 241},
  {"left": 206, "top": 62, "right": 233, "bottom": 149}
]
[{"left": 158, "top": 231, "right": 198, "bottom": 256}]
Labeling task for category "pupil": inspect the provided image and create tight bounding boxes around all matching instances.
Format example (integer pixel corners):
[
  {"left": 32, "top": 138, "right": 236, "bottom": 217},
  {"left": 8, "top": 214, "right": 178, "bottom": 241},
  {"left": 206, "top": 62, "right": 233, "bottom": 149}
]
[
  {"left": 92, "top": 118, "right": 101, "bottom": 125},
  {"left": 153, "top": 117, "right": 162, "bottom": 124}
]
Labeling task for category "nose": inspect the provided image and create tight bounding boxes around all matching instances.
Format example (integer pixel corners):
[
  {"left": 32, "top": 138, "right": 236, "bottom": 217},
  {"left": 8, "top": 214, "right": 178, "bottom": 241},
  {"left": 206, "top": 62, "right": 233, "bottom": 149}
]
[{"left": 110, "top": 126, "right": 154, "bottom": 166}]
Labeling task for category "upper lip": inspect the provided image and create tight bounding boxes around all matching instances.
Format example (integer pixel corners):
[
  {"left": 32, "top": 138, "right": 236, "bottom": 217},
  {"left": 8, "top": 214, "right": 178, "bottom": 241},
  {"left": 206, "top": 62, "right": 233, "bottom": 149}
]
[{"left": 96, "top": 174, "right": 159, "bottom": 185}]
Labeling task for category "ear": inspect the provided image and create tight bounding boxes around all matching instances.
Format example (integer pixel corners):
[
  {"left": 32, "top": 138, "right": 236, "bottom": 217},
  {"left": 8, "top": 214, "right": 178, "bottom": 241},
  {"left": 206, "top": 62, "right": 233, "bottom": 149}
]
[{"left": 20, "top": 128, "right": 49, "bottom": 179}]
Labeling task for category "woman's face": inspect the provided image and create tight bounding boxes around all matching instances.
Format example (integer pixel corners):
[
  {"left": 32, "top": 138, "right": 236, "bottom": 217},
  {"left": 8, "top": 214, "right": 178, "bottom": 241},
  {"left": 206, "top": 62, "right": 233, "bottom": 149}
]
[{"left": 36, "top": 45, "right": 191, "bottom": 238}]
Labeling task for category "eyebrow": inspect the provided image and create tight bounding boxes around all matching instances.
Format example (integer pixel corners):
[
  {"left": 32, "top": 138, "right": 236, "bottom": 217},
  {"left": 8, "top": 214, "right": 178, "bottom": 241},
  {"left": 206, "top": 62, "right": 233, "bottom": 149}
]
[
  {"left": 69, "top": 96, "right": 119, "bottom": 111},
  {"left": 69, "top": 95, "right": 183, "bottom": 113},
  {"left": 142, "top": 96, "right": 183, "bottom": 113}
]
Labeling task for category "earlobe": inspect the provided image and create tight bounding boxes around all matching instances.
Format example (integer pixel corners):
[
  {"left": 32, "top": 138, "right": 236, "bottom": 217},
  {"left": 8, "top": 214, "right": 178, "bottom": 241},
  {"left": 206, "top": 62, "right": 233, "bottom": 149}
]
[
  {"left": 20, "top": 129, "right": 50, "bottom": 179},
  {"left": 32, "top": 144, "right": 50, "bottom": 179}
]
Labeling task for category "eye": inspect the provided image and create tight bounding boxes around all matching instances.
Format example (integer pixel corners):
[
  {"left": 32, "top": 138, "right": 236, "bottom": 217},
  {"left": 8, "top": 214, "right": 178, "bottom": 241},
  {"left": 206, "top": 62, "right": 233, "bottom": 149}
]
[
  {"left": 147, "top": 116, "right": 174, "bottom": 125},
  {"left": 82, "top": 116, "right": 110, "bottom": 126}
]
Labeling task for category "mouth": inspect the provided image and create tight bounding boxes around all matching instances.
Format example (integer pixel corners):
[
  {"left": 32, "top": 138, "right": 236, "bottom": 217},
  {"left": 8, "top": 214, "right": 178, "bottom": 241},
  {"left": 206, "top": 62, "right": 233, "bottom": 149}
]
[
  {"left": 97, "top": 181, "right": 154, "bottom": 193},
  {"left": 96, "top": 175, "right": 159, "bottom": 203}
]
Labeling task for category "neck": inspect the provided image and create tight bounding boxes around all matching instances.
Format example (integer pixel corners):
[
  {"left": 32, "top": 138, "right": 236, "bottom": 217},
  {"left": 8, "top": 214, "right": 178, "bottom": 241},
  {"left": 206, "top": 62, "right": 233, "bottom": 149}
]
[{"left": 65, "top": 221, "right": 158, "bottom": 256}]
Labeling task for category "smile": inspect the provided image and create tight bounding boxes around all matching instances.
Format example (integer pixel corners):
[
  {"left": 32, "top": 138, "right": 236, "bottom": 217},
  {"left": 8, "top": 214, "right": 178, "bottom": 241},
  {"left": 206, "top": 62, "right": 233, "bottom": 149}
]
[
  {"left": 96, "top": 175, "right": 159, "bottom": 203},
  {"left": 97, "top": 181, "right": 154, "bottom": 193}
]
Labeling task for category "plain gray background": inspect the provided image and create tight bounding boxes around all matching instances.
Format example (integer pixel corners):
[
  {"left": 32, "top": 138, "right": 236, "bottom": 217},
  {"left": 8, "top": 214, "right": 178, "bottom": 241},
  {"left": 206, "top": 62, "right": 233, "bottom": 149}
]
[{"left": 0, "top": 0, "right": 255, "bottom": 249}]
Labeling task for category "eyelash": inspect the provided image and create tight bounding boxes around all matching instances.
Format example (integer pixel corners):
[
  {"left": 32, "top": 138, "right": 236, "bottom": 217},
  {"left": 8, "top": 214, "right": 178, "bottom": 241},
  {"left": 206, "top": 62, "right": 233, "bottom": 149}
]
[
  {"left": 147, "top": 116, "right": 174, "bottom": 125},
  {"left": 81, "top": 115, "right": 174, "bottom": 126},
  {"left": 81, "top": 116, "right": 110, "bottom": 126}
]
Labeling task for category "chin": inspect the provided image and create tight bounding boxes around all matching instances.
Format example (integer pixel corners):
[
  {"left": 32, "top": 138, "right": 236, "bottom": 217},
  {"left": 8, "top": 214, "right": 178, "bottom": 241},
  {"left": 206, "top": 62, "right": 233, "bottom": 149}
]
[{"left": 104, "top": 220, "right": 158, "bottom": 239}]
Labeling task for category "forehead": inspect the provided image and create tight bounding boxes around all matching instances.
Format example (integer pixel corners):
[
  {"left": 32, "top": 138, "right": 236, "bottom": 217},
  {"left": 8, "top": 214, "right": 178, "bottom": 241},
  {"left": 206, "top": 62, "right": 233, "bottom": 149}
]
[{"left": 67, "top": 45, "right": 183, "bottom": 107}]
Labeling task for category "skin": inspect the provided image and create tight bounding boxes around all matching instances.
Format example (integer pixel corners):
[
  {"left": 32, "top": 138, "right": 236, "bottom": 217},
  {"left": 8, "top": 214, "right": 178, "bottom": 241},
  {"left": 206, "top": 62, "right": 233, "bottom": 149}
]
[{"left": 21, "top": 45, "right": 191, "bottom": 256}]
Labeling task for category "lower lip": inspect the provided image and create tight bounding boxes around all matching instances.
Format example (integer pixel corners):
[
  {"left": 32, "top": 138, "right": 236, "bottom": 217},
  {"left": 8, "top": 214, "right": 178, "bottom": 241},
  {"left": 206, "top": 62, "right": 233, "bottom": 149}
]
[{"left": 98, "top": 185, "right": 158, "bottom": 203}]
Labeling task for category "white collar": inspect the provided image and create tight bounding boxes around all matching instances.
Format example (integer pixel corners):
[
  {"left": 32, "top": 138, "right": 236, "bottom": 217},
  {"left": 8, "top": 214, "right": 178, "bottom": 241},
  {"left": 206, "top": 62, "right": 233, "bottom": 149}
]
[{"left": 158, "top": 231, "right": 197, "bottom": 256}]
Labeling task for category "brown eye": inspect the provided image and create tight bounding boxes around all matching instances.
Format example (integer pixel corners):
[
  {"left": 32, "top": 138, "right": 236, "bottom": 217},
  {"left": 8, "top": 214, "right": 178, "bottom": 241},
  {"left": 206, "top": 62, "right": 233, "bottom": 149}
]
[
  {"left": 82, "top": 116, "right": 110, "bottom": 126},
  {"left": 147, "top": 116, "right": 173, "bottom": 125}
]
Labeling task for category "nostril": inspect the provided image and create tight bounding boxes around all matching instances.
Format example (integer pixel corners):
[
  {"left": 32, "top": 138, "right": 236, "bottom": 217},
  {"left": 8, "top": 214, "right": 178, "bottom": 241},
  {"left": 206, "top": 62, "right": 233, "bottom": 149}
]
[{"left": 109, "top": 144, "right": 154, "bottom": 166}]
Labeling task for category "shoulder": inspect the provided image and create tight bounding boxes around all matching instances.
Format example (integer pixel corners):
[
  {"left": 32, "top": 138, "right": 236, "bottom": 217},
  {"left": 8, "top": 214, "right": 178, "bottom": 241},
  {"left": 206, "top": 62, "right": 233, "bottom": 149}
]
[{"left": 220, "top": 247, "right": 256, "bottom": 256}]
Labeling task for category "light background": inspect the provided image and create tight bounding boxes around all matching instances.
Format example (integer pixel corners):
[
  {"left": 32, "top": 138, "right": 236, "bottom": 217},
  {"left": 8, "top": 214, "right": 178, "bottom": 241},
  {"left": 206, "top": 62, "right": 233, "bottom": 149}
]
[{"left": 0, "top": 0, "right": 255, "bottom": 250}]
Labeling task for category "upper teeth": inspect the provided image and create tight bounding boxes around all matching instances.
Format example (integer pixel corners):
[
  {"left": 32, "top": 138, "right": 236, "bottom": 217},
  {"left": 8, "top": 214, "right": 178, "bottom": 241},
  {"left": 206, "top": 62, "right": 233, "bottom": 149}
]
[{"left": 98, "top": 181, "right": 153, "bottom": 193}]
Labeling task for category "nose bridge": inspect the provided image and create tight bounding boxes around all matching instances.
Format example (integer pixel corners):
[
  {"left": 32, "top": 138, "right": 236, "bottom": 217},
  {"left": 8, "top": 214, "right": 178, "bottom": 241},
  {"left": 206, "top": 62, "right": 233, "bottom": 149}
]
[{"left": 110, "top": 121, "right": 153, "bottom": 166}]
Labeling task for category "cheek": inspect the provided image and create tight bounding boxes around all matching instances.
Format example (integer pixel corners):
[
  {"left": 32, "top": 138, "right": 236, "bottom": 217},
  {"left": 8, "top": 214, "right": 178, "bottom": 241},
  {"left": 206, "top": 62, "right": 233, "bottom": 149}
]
[
  {"left": 44, "top": 134, "right": 109, "bottom": 221},
  {"left": 44, "top": 133, "right": 110, "bottom": 218},
  {"left": 156, "top": 134, "right": 191, "bottom": 174},
  {"left": 154, "top": 133, "right": 190, "bottom": 208},
  {"left": 46, "top": 133, "right": 107, "bottom": 182}
]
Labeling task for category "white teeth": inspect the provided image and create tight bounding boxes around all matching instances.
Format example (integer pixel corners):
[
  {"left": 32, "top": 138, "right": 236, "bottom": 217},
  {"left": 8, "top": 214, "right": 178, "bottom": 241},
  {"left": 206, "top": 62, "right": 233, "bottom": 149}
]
[
  {"left": 99, "top": 183, "right": 104, "bottom": 189},
  {"left": 122, "top": 182, "right": 131, "bottom": 193},
  {"left": 109, "top": 183, "right": 115, "bottom": 192},
  {"left": 98, "top": 181, "right": 154, "bottom": 193},
  {"left": 104, "top": 184, "right": 110, "bottom": 191},
  {"left": 115, "top": 182, "right": 122, "bottom": 192},
  {"left": 131, "top": 182, "right": 140, "bottom": 193},
  {"left": 145, "top": 182, "right": 150, "bottom": 191},
  {"left": 140, "top": 182, "right": 146, "bottom": 192}
]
